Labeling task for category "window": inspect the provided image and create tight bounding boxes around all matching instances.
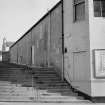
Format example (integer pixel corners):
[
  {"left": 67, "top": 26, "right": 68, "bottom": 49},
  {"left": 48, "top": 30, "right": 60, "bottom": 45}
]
[
  {"left": 93, "top": 0, "right": 105, "bottom": 17},
  {"left": 74, "top": 0, "right": 85, "bottom": 21},
  {"left": 94, "top": 49, "right": 105, "bottom": 78}
]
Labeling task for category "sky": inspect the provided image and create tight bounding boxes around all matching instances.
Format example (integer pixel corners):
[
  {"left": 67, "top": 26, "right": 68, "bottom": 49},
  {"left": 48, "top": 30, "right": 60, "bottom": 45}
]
[{"left": 0, "top": 0, "right": 60, "bottom": 50}]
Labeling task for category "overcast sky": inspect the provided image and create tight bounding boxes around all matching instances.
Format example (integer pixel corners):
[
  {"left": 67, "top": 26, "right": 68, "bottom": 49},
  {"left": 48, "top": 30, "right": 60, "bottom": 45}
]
[{"left": 0, "top": 0, "right": 60, "bottom": 50}]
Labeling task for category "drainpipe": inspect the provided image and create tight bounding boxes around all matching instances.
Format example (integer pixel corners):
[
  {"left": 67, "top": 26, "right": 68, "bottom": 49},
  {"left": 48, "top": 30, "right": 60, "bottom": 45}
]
[{"left": 62, "top": 0, "right": 64, "bottom": 80}]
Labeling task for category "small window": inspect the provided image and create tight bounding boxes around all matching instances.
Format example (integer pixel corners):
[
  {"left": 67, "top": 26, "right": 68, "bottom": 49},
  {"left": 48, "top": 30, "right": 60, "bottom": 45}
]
[
  {"left": 93, "top": 0, "right": 105, "bottom": 17},
  {"left": 74, "top": 0, "right": 85, "bottom": 21}
]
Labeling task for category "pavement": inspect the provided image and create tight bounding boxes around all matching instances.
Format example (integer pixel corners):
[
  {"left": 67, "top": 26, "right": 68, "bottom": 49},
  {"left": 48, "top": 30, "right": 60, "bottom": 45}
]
[
  {"left": 0, "top": 102, "right": 103, "bottom": 105},
  {"left": 0, "top": 62, "right": 104, "bottom": 104}
]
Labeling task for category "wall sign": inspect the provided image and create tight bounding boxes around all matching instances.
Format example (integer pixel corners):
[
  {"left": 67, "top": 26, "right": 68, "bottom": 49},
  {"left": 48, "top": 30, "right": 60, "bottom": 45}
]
[{"left": 94, "top": 49, "right": 105, "bottom": 78}]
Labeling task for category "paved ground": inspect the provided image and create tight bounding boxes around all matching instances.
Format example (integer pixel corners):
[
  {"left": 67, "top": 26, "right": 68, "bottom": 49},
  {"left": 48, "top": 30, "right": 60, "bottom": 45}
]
[
  {"left": 0, "top": 62, "right": 100, "bottom": 104},
  {"left": 0, "top": 102, "right": 103, "bottom": 105}
]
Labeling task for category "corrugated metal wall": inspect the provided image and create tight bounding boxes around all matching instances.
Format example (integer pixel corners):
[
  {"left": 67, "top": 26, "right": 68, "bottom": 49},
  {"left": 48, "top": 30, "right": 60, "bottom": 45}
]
[
  {"left": 10, "top": 2, "right": 63, "bottom": 75},
  {"left": 31, "top": 17, "right": 49, "bottom": 67},
  {"left": 50, "top": 4, "right": 62, "bottom": 75},
  {"left": 10, "top": 45, "right": 18, "bottom": 64},
  {"left": 16, "top": 32, "right": 32, "bottom": 66},
  {"left": 25, "top": 32, "right": 32, "bottom": 65}
]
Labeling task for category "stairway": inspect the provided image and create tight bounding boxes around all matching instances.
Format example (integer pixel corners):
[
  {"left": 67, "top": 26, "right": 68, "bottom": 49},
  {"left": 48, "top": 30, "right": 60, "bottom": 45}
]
[
  {"left": 0, "top": 62, "right": 91, "bottom": 103},
  {"left": 0, "top": 65, "right": 35, "bottom": 101},
  {"left": 25, "top": 67, "right": 90, "bottom": 103}
]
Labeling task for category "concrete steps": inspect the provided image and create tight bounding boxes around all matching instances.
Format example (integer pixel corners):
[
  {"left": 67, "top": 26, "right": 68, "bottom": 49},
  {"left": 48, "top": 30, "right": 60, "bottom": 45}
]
[{"left": 0, "top": 62, "right": 91, "bottom": 102}]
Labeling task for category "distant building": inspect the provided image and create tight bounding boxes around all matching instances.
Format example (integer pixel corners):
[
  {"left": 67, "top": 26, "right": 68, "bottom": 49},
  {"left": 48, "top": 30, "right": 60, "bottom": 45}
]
[
  {"left": 2, "top": 51, "right": 10, "bottom": 62},
  {"left": 2, "top": 37, "right": 14, "bottom": 52},
  {"left": 2, "top": 37, "right": 14, "bottom": 62}
]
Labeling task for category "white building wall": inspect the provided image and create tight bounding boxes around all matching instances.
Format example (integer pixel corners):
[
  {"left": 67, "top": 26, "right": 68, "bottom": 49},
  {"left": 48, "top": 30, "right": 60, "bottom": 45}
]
[
  {"left": 63, "top": 0, "right": 91, "bottom": 96},
  {"left": 89, "top": 0, "right": 105, "bottom": 97}
]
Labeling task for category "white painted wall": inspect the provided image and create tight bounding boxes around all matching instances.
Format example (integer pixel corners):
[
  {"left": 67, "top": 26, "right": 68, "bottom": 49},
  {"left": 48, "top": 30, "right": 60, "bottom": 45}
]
[
  {"left": 63, "top": 0, "right": 92, "bottom": 96},
  {"left": 89, "top": 0, "right": 105, "bottom": 97}
]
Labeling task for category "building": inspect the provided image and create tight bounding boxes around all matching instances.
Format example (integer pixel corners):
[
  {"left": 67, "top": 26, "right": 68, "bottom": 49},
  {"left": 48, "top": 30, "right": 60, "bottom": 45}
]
[
  {"left": 2, "top": 37, "right": 14, "bottom": 62},
  {"left": 2, "top": 52, "right": 10, "bottom": 62},
  {"left": 10, "top": 0, "right": 105, "bottom": 98},
  {"left": 2, "top": 37, "right": 14, "bottom": 52}
]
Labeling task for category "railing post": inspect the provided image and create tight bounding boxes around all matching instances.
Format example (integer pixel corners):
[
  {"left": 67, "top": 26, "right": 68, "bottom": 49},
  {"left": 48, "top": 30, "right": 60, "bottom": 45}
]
[{"left": 32, "top": 71, "right": 39, "bottom": 102}]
